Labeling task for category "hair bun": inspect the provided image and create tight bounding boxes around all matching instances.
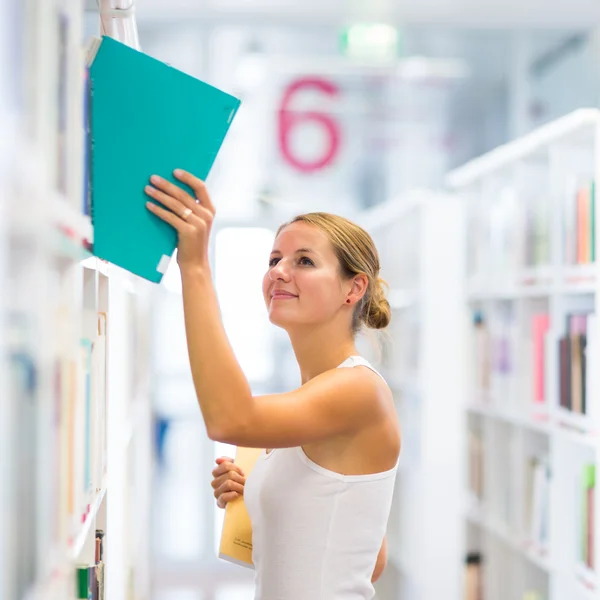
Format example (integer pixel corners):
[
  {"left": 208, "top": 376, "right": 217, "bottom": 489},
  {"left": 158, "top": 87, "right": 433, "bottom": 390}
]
[{"left": 364, "top": 277, "right": 391, "bottom": 330}]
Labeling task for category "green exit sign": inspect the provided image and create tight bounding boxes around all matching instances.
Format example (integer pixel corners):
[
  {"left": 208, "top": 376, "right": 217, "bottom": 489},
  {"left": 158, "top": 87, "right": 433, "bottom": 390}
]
[{"left": 340, "top": 23, "right": 401, "bottom": 61}]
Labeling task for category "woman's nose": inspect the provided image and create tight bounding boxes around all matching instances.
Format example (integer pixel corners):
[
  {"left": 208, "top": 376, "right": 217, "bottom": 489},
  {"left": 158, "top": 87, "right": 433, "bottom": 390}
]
[{"left": 270, "top": 259, "right": 291, "bottom": 281}]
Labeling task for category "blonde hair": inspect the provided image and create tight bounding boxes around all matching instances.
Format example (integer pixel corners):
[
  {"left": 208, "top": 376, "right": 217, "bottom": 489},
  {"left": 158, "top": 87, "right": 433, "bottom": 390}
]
[{"left": 277, "top": 212, "right": 391, "bottom": 334}]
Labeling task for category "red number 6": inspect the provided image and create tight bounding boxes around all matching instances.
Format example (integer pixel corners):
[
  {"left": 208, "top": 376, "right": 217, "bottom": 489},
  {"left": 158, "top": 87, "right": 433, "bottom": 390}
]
[{"left": 278, "top": 77, "right": 341, "bottom": 173}]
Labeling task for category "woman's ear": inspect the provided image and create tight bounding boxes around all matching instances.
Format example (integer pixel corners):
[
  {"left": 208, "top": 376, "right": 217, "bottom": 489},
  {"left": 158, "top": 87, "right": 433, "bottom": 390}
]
[{"left": 345, "top": 274, "right": 368, "bottom": 306}]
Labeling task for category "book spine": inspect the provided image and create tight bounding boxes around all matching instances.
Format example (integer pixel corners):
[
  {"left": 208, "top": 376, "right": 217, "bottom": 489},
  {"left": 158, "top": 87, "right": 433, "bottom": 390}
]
[
  {"left": 88, "top": 66, "right": 94, "bottom": 242},
  {"left": 591, "top": 181, "right": 596, "bottom": 263},
  {"left": 83, "top": 66, "right": 91, "bottom": 219},
  {"left": 84, "top": 37, "right": 100, "bottom": 249},
  {"left": 75, "top": 565, "right": 89, "bottom": 599},
  {"left": 586, "top": 314, "right": 597, "bottom": 423},
  {"left": 532, "top": 314, "right": 550, "bottom": 404}
]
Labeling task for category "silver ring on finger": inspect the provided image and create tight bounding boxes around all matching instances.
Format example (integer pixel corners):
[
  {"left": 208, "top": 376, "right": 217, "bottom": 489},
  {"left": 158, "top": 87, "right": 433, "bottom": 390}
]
[{"left": 181, "top": 207, "right": 193, "bottom": 221}]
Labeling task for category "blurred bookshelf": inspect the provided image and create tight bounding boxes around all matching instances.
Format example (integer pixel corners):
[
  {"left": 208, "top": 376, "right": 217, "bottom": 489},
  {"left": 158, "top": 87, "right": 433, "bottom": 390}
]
[
  {"left": 358, "top": 190, "right": 466, "bottom": 600},
  {"left": 1, "top": 2, "right": 153, "bottom": 600},
  {"left": 447, "top": 108, "right": 600, "bottom": 600}
]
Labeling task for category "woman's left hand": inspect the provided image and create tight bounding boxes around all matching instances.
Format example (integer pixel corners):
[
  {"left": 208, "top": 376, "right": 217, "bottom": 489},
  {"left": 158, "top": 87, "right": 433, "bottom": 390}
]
[{"left": 144, "top": 169, "right": 215, "bottom": 272}]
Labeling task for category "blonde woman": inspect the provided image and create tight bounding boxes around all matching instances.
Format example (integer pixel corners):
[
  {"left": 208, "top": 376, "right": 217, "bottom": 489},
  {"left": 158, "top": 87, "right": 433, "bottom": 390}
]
[{"left": 145, "top": 170, "right": 401, "bottom": 600}]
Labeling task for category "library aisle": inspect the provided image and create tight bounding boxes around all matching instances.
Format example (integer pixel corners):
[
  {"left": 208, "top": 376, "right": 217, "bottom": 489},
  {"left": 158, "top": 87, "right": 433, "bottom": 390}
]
[{"left": 2, "top": 2, "right": 600, "bottom": 600}]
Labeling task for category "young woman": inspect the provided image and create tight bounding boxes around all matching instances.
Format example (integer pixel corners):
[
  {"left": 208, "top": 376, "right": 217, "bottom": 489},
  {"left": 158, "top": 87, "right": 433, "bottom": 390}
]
[{"left": 145, "top": 169, "right": 401, "bottom": 599}]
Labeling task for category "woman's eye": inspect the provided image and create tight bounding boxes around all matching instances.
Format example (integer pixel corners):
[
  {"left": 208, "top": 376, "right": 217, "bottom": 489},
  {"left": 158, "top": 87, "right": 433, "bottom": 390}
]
[
  {"left": 299, "top": 257, "right": 314, "bottom": 266},
  {"left": 268, "top": 257, "right": 280, "bottom": 267}
]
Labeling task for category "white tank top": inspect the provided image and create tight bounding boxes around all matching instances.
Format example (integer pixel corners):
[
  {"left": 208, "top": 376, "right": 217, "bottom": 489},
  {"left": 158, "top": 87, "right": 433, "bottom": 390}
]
[{"left": 244, "top": 356, "right": 398, "bottom": 600}]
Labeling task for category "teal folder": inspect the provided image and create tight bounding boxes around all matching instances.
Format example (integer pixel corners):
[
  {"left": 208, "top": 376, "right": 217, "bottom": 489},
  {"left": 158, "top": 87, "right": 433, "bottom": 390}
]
[{"left": 88, "top": 36, "right": 240, "bottom": 283}]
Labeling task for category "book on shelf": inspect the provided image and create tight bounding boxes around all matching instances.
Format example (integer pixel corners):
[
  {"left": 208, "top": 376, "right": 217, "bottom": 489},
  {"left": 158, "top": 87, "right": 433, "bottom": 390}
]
[
  {"left": 564, "top": 179, "right": 596, "bottom": 265},
  {"left": 524, "top": 455, "right": 551, "bottom": 549},
  {"left": 580, "top": 464, "right": 595, "bottom": 571},
  {"left": 83, "top": 64, "right": 91, "bottom": 218},
  {"left": 470, "top": 306, "right": 519, "bottom": 405},
  {"left": 218, "top": 447, "right": 263, "bottom": 568},
  {"left": 85, "top": 35, "right": 241, "bottom": 283},
  {"left": 75, "top": 530, "right": 105, "bottom": 600},
  {"left": 531, "top": 313, "right": 550, "bottom": 406},
  {"left": 93, "top": 313, "right": 108, "bottom": 487},
  {"left": 472, "top": 311, "right": 491, "bottom": 393},
  {"left": 468, "top": 429, "right": 484, "bottom": 501},
  {"left": 49, "top": 305, "right": 109, "bottom": 550},
  {"left": 558, "top": 312, "right": 597, "bottom": 418},
  {"left": 526, "top": 191, "right": 551, "bottom": 267},
  {"left": 56, "top": 8, "right": 69, "bottom": 196},
  {"left": 464, "top": 551, "right": 483, "bottom": 600}
]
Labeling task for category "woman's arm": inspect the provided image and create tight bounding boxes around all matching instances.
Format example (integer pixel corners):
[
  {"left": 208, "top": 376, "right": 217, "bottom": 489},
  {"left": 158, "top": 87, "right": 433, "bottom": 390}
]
[
  {"left": 371, "top": 536, "right": 388, "bottom": 583},
  {"left": 145, "top": 170, "right": 385, "bottom": 448},
  {"left": 182, "top": 263, "right": 383, "bottom": 447}
]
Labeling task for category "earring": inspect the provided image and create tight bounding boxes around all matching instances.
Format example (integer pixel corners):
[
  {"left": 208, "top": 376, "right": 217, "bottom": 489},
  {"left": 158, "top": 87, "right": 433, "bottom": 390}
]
[{"left": 346, "top": 299, "right": 351, "bottom": 304}]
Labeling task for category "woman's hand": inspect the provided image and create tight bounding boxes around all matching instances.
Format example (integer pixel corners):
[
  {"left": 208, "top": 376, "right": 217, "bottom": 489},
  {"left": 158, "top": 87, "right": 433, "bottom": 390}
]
[
  {"left": 144, "top": 169, "right": 215, "bottom": 272},
  {"left": 211, "top": 456, "right": 246, "bottom": 509}
]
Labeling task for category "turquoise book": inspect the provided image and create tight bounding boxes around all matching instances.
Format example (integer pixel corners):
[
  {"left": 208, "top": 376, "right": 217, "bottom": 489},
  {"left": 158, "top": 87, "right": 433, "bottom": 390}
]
[{"left": 86, "top": 36, "right": 240, "bottom": 283}]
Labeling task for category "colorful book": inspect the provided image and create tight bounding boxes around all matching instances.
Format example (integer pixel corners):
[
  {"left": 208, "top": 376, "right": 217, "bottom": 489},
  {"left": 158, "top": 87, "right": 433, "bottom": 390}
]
[
  {"left": 86, "top": 36, "right": 241, "bottom": 282},
  {"left": 582, "top": 464, "right": 595, "bottom": 569},
  {"left": 532, "top": 314, "right": 550, "bottom": 404}
]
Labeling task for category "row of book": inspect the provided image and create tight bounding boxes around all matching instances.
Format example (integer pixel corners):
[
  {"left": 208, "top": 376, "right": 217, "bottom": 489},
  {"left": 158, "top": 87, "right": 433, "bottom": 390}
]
[
  {"left": 471, "top": 309, "right": 598, "bottom": 419},
  {"left": 467, "top": 177, "right": 595, "bottom": 278},
  {"left": 54, "top": 310, "right": 108, "bottom": 549},
  {"left": 463, "top": 551, "right": 545, "bottom": 600},
  {"left": 467, "top": 438, "right": 596, "bottom": 573},
  {"left": 466, "top": 183, "right": 551, "bottom": 276},
  {"left": 564, "top": 180, "right": 596, "bottom": 265},
  {"left": 76, "top": 530, "right": 105, "bottom": 600},
  {"left": 5, "top": 304, "right": 108, "bottom": 599},
  {"left": 558, "top": 312, "right": 597, "bottom": 416},
  {"left": 467, "top": 439, "right": 551, "bottom": 552}
]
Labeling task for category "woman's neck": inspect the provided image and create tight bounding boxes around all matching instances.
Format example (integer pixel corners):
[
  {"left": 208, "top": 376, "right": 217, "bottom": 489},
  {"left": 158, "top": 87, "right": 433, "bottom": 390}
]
[{"left": 287, "top": 323, "right": 358, "bottom": 384}]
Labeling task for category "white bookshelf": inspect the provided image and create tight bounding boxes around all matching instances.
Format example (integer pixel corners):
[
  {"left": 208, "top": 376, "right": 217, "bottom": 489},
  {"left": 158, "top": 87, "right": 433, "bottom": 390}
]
[
  {"left": 1, "top": 2, "right": 152, "bottom": 600},
  {"left": 0, "top": 0, "right": 16, "bottom": 596},
  {"left": 357, "top": 190, "right": 466, "bottom": 600},
  {"left": 447, "top": 108, "right": 600, "bottom": 600}
]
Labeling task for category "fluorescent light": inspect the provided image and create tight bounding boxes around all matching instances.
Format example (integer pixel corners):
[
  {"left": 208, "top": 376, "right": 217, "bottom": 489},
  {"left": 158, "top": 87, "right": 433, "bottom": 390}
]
[{"left": 341, "top": 23, "right": 399, "bottom": 62}]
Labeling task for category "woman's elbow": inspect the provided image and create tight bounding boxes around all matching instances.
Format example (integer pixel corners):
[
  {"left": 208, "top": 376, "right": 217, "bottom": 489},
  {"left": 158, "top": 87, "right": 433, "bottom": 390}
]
[
  {"left": 206, "top": 418, "right": 249, "bottom": 444},
  {"left": 206, "top": 424, "right": 237, "bottom": 443}
]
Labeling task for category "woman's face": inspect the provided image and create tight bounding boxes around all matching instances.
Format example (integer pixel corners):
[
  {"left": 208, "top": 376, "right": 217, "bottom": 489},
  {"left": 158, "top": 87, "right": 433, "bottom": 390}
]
[{"left": 262, "top": 222, "right": 349, "bottom": 331}]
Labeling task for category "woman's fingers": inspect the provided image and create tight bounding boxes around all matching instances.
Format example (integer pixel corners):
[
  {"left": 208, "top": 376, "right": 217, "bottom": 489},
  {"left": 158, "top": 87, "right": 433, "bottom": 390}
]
[
  {"left": 145, "top": 183, "right": 196, "bottom": 219},
  {"left": 145, "top": 182, "right": 215, "bottom": 228},
  {"left": 211, "top": 469, "right": 245, "bottom": 491},
  {"left": 217, "top": 491, "right": 241, "bottom": 508},
  {"left": 212, "top": 456, "right": 244, "bottom": 508},
  {"left": 212, "top": 459, "right": 244, "bottom": 478},
  {"left": 145, "top": 200, "right": 188, "bottom": 231},
  {"left": 174, "top": 169, "right": 215, "bottom": 215},
  {"left": 213, "top": 477, "right": 245, "bottom": 500},
  {"left": 149, "top": 174, "right": 195, "bottom": 207}
]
